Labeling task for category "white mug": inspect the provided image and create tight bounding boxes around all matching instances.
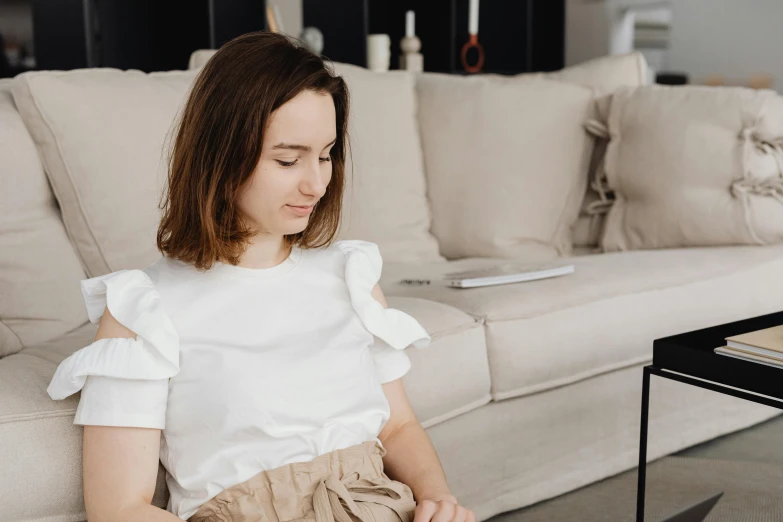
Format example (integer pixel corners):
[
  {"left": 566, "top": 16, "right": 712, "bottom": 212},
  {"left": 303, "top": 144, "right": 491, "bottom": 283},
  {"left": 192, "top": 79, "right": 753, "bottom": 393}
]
[{"left": 367, "top": 34, "right": 391, "bottom": 72}]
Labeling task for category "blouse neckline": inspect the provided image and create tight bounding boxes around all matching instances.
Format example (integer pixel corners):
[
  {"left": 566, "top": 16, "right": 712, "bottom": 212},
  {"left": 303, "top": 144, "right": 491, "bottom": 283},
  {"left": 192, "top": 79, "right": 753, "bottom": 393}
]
[{"left": 209, "top": 245, "right": 303, "bottom": 280}]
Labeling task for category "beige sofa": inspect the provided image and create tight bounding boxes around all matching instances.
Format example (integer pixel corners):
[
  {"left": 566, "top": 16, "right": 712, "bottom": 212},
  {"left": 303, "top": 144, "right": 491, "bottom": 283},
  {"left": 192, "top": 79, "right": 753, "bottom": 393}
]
[{"left": 2, "top": 51, "right": 782, "bottom": 522}]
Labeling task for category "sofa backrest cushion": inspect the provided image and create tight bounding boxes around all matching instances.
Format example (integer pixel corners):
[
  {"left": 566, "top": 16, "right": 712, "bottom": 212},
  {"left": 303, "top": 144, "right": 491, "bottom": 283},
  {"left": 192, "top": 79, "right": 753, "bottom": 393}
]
[
  {"left": 0, "top": 80, "right": 88, "bottom": 356},
  {"left": 416, "top": 73, "right": 594, "bottom": 260},
  {"left": 545, "top": 51, "right": 649, "bottom": 96},
  {"left": 12, "top": 62, "right": 443, "bottom": 273},
  {"left": 328, "top": 63, "right": 444, "bottom": 262},
  {"left": 12, "top": 69, "right": 196, "bottom": 276}
]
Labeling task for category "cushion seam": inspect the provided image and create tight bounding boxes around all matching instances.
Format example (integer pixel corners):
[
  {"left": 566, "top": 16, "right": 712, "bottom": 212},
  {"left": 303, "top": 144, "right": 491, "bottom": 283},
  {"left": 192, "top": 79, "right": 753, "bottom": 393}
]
[
  {"left": 0, "top": 319, "right": 24, "bottom": 356},
  {"left": 24, "top": 76, "right": 110, "bottom": 276},
  {"left": 11, "top": 514, "right": 86, "bottom": 522},
  {"left": 17, "top": 73, "right": 108, "bottom": 275},
  {"left": 429, "top": 316, "right": 485, "bottom": 340},
  {"left": 491, "top": 354, "right": 651, "bottom": 401},
  {"left": 0, "top": 409, "right": 77, "bottom": 425},
  {"left": 420, "top": 394, "right": 492, "bottom": 429},
  {"left": 635, "top": 51, "right": 645, "bottom": 85}
]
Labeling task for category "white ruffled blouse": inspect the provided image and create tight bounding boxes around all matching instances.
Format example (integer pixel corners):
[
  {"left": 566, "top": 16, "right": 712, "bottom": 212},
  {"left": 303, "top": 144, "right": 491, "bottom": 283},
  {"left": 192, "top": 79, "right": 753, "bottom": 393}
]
[{"left": 46, "top": 240, "right": 431, "bottom": 520}]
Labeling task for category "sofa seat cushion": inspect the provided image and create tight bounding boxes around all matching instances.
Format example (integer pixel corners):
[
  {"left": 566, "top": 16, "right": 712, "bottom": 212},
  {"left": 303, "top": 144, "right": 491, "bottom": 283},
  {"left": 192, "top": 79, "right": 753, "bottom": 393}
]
[
  {"left": 0, "top": 324, "right": 96, "bottom": 521},
  {"left": 0, "top": 322, "right": 170, "bottom": 518},
  {"left": 387, "top": 296, "right": 491, "bottom": 427},
  {"left": 381, "top": 245, "right": 783, "bottom": 400},
  {"left": 0, "top": 298, "right": 488, "bottom": 520}
]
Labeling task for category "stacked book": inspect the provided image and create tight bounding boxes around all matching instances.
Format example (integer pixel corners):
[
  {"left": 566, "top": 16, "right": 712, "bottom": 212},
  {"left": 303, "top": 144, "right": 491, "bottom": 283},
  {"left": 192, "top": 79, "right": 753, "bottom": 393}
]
[{"left": 714, "top": 325, "right": 783, "bottom": 369}]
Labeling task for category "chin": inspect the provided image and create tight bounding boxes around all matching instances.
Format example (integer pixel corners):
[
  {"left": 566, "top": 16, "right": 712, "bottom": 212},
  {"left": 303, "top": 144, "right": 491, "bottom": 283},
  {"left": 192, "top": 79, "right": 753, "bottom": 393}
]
[{"left": 282, "top": 221, "right": 309, "bottom": 235}]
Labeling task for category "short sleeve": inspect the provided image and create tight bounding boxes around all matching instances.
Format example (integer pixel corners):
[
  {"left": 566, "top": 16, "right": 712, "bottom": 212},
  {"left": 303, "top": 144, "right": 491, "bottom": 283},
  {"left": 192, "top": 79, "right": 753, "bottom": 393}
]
[
  {"left": 370, "top": 340, "right": 413, "bottom": 383},
  {"left": 333, "top": 240, "right": 431, "bottom": 382},
  {"left": 46, "top": 269, "right": 180, "bottom": 429}
]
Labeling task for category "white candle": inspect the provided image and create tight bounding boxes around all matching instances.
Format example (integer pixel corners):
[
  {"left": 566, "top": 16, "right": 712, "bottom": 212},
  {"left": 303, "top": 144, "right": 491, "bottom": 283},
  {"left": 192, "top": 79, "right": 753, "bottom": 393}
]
[
  {"left": 406, "top": 11, "right": 415, "bottom": 38},
  {"left": 468, "top": 0, "right": 479, "bottom": 35}
]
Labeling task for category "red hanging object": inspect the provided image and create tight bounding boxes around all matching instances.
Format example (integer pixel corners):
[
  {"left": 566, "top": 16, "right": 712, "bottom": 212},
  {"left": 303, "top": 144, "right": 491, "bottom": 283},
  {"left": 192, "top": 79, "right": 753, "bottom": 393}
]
[{"left": 461, "top": 33, "right": 485, "bottom": 73}]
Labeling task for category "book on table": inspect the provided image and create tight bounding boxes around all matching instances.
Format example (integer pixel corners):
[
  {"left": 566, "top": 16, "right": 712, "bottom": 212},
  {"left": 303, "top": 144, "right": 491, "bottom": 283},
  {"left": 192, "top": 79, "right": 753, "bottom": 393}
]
[
  {"left": 714, "top": 324, "right": 783, "bottom": 368},
  {"left": 714, "top": 346, "right": 783, "bottom": 370}
]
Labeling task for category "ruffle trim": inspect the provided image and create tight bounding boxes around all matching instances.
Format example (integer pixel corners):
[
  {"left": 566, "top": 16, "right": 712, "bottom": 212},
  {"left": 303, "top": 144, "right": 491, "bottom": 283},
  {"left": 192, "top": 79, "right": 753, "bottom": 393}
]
[
  {"left": 333, "top": 240, "right": 431, "bottom": 351},
  {"left": 47, "top": 270, "right": 179, "bottom": 400}
]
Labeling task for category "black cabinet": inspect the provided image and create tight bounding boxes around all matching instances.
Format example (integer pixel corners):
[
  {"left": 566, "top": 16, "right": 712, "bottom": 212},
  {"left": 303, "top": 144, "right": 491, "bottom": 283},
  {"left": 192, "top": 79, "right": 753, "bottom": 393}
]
[
  {"left": 30, "top": 0, "right": 267, "bottom": 73},
  {"left": 303, "top": 0, "right": 565, "bottom": 74}
]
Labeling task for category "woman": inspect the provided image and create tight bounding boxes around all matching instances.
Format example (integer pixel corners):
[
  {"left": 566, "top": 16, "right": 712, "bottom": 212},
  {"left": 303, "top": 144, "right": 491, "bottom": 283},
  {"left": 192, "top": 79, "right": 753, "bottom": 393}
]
[{"left": 46, "top": 32, "right": 474, "bottom": 522}]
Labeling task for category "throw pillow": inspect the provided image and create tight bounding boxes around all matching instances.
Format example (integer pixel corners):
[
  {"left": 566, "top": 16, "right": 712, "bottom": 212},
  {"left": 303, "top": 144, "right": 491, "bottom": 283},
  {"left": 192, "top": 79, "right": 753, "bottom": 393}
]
[{"left": 598, "top": 85, "right": 783, "bottom": 250}]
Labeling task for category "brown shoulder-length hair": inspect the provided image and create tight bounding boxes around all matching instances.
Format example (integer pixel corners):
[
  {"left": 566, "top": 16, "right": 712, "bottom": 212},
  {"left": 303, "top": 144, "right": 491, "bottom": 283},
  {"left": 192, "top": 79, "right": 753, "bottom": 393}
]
[{"left": 157, "top": 31, "right": 350, "bottom": 271}]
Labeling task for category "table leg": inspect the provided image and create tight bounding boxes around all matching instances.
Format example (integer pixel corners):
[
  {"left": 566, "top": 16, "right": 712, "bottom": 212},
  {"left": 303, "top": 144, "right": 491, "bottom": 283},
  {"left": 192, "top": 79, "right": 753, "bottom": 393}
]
[{"left": 637, "top": 366, "right": 651, "bottom": 522}]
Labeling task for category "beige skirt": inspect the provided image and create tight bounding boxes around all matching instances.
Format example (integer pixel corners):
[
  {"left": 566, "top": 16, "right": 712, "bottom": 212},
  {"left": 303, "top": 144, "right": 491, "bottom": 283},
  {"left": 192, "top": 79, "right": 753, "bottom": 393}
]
[{"left": 188, "top": 441, "right": 416, "bottom": 522}]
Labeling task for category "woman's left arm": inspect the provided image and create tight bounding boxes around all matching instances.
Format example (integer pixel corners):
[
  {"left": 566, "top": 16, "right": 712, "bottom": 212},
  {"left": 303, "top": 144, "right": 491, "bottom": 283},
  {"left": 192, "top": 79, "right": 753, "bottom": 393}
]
[{"left": 371, "top": 285, "right": 476, "bottom": 522}]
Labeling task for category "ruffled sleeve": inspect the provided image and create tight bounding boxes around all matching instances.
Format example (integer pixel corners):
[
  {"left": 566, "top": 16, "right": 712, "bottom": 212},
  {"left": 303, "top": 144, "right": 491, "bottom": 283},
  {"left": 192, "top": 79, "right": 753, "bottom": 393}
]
[
  {"left": 333, "top": 240, "right": 431, "bottom": 383},
  {"left": 46, "top": 269, "right": 179, "bottom": 429}
]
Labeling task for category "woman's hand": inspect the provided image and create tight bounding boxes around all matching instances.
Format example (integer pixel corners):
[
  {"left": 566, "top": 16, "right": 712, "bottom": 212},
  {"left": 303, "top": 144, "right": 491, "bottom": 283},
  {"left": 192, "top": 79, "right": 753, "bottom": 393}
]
[{"left": 413, "top": 494, "right": 476, "bottom": 522}]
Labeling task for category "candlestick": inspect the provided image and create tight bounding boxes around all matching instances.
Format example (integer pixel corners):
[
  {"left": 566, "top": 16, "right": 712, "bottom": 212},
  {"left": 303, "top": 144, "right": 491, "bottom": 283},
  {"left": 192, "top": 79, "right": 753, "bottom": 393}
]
[
  {"left": 400, "top": 32, "right": 423, "bottom": 72},
  {"left": 367, "top": 34, "right": 391, "bottom": 72},
  {"left": 468, "top": 0, "right": 479, "bottom": 35},
  {"left": 406, "top": 10, "right": 415, "bottom": 38}
]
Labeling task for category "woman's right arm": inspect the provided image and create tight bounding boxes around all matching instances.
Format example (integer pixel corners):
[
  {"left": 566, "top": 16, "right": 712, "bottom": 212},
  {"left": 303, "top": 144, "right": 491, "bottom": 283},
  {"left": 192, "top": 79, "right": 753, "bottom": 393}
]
[{"left": 82, "top": 307, "right": 181, "bottom": 522}]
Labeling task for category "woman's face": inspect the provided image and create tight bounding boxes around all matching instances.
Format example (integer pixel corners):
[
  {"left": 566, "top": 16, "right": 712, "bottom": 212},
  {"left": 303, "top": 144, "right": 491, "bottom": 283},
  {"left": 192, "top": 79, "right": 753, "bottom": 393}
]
[{"left": 238, "top": 89, "right": 336, "bottom": 237}]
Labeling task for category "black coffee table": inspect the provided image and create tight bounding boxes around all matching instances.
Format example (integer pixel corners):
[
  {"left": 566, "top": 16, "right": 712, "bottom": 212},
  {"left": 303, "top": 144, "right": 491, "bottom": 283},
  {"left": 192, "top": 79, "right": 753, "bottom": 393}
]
[{"left": 637, "top": 310, "right": 783, "bottom": 522}]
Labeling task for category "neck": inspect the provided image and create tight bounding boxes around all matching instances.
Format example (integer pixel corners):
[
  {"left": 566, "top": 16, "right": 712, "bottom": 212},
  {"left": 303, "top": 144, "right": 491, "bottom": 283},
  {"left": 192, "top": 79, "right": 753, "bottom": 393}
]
[{"left": 235, "top": 235, "right": 291, "bottom": 269}]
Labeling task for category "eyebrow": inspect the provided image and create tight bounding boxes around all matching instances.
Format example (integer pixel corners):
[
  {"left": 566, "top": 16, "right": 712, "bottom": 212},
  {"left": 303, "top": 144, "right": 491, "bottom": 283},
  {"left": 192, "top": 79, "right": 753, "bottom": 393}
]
[{"left": 272, "top": 138, "right": 337, "bottom": 153}]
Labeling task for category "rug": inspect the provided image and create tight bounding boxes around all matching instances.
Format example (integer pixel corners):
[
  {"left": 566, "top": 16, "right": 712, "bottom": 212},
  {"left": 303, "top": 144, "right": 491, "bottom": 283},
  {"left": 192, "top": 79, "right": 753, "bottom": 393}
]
[{"left": 491, "top": 456, "right": 783, "bottom": 522}]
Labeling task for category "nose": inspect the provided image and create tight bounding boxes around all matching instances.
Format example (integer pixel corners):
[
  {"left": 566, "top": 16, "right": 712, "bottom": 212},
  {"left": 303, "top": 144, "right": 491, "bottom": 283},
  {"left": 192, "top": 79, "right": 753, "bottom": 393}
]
[{"left": 299, "top": 158, "right": 329, "bottom": 199}]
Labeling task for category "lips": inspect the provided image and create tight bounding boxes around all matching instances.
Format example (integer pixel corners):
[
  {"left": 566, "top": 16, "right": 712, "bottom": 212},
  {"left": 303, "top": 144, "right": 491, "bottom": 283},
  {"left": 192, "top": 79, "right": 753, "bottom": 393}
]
[{"left": 286, "top": 204, "right": 314, "bottom": 216}]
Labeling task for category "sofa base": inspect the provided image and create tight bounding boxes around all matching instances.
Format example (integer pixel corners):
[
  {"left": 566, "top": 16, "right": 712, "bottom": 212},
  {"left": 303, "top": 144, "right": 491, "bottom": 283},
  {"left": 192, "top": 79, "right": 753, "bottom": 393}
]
[{"left": 426, "top": 362, "right": 780, "bottom": 521}]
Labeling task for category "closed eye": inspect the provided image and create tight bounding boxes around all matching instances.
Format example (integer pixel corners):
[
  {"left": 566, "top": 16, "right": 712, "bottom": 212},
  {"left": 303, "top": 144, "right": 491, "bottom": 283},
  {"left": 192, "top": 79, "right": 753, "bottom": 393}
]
[{"left": 276, "top": 157, "right": 331, "bottom": 168}]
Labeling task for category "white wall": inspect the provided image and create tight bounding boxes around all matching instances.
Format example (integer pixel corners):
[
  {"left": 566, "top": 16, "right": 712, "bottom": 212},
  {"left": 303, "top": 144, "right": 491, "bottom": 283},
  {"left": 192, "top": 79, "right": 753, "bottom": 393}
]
[
  {"left": 275, "top": 0, "right": 303, "bottom": 39},
  {"left": 666, "top": 0, "right": 783, "bottom": 89},
  {"left": 565, "top": 0, "right": 611, "bottom": 66},
  {"left": 566, "top": 0, "right": 783, "bottom": 90}
]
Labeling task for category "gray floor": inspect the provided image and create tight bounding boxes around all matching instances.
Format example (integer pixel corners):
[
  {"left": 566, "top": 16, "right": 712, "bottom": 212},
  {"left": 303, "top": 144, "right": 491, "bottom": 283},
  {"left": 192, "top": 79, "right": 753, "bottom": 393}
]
[
  {"left": 675, "top": 413, "right": 783, "bottom": 464},
  {"left": 489, "top": 414, "right": 783, "bottom": 521}
]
